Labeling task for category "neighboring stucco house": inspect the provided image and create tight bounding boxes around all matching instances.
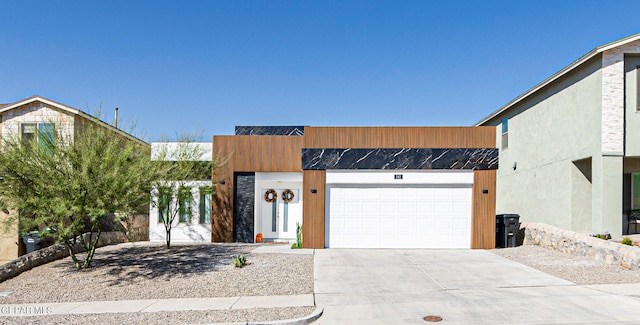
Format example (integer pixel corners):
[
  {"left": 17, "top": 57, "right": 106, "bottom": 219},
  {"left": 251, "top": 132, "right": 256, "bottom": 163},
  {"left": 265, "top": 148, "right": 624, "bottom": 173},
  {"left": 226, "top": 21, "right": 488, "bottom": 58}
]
[
  {"left": 212, "top": 126, "right": 498, "bottom": 249},
  {"left": 477, "top": 32, "right": 640, "bottom": 238},
  {"left": 0, "top": 95, "right": 149, "bottom": 263},
  {"left": 149, "top": 142, "right": 213, "bottom": 243}
]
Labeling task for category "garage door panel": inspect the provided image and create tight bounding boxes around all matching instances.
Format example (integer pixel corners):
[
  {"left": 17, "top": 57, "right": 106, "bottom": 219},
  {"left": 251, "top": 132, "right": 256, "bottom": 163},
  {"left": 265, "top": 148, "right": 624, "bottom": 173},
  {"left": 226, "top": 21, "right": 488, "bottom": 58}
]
[
  {"left": 398, "top": 202, "right": 415, "bottom": 214},
  {"left": 362, "top": 201, "right": 379, "bottom": 214},
  {"left": 381, "top": 202, "right": 396, "bottom": 214},
  {"left": 397, "top": 218, "right": 416, "bottom": 229},
  {"left": 328, "top": 185, "right": 471, "bottom": 249},
  {"left": 452, "top": 201, "right": 470, "bottom": 214},
  {"left": 380, "top": 218, "right": 396, "bottom": 229},
  {"left": 362, "top": 217, "right": 379, "bottom": 229}
]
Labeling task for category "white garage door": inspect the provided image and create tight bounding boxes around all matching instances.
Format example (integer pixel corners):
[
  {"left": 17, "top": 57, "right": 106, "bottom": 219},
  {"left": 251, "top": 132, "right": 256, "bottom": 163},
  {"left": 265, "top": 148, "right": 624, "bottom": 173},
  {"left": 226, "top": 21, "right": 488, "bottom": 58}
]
[{"left": 327, "top": 186, "right": 472, "bottom": 248}]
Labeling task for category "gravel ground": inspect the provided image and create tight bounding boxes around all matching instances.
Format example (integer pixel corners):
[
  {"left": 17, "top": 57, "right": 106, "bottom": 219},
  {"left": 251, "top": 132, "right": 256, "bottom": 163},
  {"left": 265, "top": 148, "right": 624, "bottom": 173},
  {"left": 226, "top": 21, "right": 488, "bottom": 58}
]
[
  {"left": 491, "top": 244, "right": 640, "bottom": 285},
  {"left": 0, "top": 242, "right": 314, "bottom": 324},
  {"left": 7, "top": 241, "right": 638, "bottom": 323}
]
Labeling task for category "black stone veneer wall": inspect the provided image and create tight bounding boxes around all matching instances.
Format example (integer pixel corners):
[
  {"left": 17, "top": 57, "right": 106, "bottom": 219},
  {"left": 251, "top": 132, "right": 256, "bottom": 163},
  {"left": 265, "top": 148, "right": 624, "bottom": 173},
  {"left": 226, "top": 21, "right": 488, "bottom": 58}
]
[
  {"left": 233, "top": 173, "right": 255, "bottom": 243},
  {"left": 235, "top": 126, "right": 305, "bottom": 136},
  {"left": 302, "top": 148, "right": 498, "bottom": 170}
]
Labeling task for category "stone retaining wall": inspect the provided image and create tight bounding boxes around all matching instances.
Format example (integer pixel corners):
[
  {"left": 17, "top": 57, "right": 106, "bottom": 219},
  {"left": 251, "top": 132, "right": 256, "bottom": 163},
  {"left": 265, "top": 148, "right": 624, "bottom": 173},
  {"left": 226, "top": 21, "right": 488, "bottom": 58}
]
[
  {"left": 522, "top": 222, "right": 640, "bottom": 270},
  {"left": 0, "top": 231, "right": 134, "bottom": 283}
]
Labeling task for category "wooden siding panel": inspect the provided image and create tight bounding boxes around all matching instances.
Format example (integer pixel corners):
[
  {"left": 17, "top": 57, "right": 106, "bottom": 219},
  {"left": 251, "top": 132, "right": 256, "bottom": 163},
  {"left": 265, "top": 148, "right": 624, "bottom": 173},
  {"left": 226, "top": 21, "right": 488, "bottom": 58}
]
[
  {"left": 303, "top": 170, "right": 325, "bottom": 248},
  {"left": 214, "top": 135, "right": 303, "bottom": 172},
  {"left": 303, "top": 126, "right": 496, "bottom": 149},
  {"left": 471, "top": 169, "right": 497, "bottom": 249},
  {"left": 211, "top": 135, "right": 304, "bottom": 242}
]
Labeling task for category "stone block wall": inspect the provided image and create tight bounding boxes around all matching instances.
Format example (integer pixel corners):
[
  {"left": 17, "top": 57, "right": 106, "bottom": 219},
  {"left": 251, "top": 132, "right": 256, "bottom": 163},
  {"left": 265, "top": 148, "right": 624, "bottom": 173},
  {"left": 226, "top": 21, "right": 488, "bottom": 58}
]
[
  {"left": 522, "top": 222, "right": 640, "bottom": 269},
  {"left": 0, "top": 231, "right": 133, "bottom": 283},
  {"left": 123, "top": 214, "right": 149, "bottom": 242}
]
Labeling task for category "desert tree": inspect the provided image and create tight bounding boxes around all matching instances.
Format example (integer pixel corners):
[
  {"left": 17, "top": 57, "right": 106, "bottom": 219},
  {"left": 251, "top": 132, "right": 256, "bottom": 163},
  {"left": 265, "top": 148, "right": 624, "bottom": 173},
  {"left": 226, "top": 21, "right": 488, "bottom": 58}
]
[{"left": 0, "top": 116, "right": 154, "bottom": 269}]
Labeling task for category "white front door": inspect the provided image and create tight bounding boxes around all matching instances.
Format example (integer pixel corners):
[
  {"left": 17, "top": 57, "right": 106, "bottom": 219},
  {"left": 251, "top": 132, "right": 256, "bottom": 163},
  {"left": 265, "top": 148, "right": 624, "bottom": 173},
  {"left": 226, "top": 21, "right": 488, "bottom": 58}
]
[{"left": 260, "top": 188, "right": 300, "bottom": 239}]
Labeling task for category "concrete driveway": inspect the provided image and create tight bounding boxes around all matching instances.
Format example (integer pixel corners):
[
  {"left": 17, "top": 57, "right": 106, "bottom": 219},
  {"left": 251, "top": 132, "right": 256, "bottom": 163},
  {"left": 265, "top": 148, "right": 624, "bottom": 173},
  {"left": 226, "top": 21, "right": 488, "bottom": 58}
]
[{"left": 314, "top": 249, "right": 640, "bottom": 324}]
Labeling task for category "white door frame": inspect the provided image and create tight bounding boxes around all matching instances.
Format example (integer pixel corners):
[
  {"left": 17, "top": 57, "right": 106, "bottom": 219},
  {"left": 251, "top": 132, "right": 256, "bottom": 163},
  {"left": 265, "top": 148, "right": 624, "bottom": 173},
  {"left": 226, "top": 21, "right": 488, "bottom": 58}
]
[{"left": 254, "top": 172, "right": 303, "bottom": 241}]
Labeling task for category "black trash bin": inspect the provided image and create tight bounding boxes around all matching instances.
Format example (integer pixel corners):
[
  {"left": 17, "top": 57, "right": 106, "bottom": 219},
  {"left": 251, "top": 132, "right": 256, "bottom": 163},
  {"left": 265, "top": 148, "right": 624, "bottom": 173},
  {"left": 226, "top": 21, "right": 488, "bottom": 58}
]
[
  {"left": 496, "top": 214, "right": 520, "bottom": 248},
  {"left": 22, "top": 231, "right": 42, "bottom": 254}
]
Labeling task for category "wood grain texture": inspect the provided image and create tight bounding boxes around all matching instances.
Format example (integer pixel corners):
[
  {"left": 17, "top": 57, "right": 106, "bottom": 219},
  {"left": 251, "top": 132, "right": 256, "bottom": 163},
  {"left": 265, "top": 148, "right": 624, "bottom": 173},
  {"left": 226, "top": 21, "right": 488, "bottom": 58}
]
[
  {"left": 471, "top": 169, "right": 497, "bottom": 249},
  {"left": 302, "top": 170, "right": 326, "bottom": 248},
  {"left": 214, "top": 135, "right": 303, "bottom": 172},
  {"left": 303, "top": 126, "right": 496, "bottom": 148}
]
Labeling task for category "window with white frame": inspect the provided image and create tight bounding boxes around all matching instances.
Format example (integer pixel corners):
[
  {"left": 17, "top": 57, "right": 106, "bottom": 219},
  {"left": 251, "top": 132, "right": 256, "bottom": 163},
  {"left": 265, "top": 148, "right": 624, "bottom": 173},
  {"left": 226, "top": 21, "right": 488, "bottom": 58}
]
[
  {"left": 199, "top": 187, "right": 212, "bottom": 224},
  {"left": 178, "top": 187, "right": 192, "bottom": 223}
]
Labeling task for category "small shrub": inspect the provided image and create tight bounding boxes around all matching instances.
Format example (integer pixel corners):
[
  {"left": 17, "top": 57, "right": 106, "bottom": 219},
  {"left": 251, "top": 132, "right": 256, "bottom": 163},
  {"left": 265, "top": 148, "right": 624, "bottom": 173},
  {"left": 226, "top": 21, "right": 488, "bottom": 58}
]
[
  {"left": 232, "top": 254, "right": 247, "bottom": 268},
  {"left": 593, "top": 233, "right": 611, "bottom": 240},
  {"left": 291, "top": 243, "right": 300, "bottom": 249},
  {"left": 296, "top": 222, "right": 302, "bottom": 248},
  {"left": 622, "top": 237, "right": 634, "bottom": 246}
]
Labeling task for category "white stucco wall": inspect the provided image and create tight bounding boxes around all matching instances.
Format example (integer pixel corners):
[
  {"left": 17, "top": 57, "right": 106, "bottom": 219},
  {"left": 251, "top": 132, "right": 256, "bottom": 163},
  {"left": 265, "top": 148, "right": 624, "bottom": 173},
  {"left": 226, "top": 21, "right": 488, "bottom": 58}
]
[
  {"left": 151, "top": 142, "right": 212, "bottom": 161},
  {"left": 149, "top": 181, "right": 212, "bottom": 243}
]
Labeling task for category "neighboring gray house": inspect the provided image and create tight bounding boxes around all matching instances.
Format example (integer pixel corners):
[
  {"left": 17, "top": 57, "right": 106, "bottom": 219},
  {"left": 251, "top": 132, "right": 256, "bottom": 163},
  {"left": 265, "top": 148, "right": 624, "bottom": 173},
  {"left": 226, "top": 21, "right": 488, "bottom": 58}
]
[{"left": 477, "top": 32, "right": 640, "bottom": 238}]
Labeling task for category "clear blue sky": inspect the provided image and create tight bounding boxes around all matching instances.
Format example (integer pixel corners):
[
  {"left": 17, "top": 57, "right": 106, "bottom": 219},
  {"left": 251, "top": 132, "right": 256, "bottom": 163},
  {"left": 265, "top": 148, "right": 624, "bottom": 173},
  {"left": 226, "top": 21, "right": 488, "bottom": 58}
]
[{"left": 1, "top": 1, "right": 639, "bottom": 141}]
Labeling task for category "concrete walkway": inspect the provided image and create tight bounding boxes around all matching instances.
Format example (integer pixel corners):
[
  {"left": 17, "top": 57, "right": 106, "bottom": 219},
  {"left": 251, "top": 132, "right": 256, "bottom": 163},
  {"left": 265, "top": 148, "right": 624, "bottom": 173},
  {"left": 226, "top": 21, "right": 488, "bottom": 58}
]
[
  {"left": 314, "top": 249, "right": 640, "bottom": 324},
  {"left": 0, "top": 294, "right": 315, "bottom": 316}
]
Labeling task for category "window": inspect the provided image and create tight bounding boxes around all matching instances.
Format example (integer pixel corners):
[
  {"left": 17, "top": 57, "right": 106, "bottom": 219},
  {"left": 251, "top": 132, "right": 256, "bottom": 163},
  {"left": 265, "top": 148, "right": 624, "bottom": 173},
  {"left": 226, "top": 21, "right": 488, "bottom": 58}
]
[
  {"left": 158, "top": 187, "right": 171, "bottom": 223},
  {"left": 501, "top": 118, "right": 508, "bottom": 149},
  {"left": 178, "top": 187, "right": 192, "bottom": 223},
  {"left": 633, "top": 174, "right": 640, "bottom": 210},
  {"left": 21, "top": 123, "right": 55, "bottom": 152},
  {"left": 199, "top": 187, "right": 212, "bottom": 224},
  {"left": 22, "top": 123, "right": 55, "bottom": 151}
]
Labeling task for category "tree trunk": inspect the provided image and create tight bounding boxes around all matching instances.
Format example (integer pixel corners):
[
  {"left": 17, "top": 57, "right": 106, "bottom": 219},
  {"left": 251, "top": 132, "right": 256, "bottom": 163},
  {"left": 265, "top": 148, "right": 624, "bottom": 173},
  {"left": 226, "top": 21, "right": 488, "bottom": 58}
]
[
  {"left": 64, "top": 238, "right": 82, "bottom": 270},
  {"left": 82, "top": 229, "right": 101, "bottom": 269}
]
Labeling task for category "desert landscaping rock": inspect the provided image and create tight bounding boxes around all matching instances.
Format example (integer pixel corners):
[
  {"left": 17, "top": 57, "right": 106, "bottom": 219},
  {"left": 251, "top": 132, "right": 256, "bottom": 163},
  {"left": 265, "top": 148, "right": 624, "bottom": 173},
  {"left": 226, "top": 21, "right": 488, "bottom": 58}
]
[
  {"left": 0, "top": 242, "right": 315, "bottom": 323},
  {"left": 492, "top": 245, "right": 640, "bottom": 285},
  {"left": 0, "top": 242, "right": 313, "bottom": 304}
]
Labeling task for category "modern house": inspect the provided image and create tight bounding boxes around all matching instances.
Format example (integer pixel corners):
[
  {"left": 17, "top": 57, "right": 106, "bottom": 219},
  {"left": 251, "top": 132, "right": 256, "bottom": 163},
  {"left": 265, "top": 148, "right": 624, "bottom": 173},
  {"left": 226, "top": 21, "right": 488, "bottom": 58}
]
[
  {"left": 0, "top": 95, "right": 149, "bottom": 263},
  {"left": 477, "top": 32, "right": 640, "bottom": 238},
  {"left": 149, "top": 142, "right": 214, "bottom": 243},
  {"left": 212, "top": 126, "right": 498, "bottom": 249}
]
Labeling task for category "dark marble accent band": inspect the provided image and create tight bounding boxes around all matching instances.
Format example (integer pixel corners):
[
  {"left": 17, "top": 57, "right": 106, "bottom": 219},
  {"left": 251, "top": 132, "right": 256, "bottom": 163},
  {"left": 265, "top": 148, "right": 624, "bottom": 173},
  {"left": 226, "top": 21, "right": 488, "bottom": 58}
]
[
  {"left": 233, "top": 173, "right": 255, "bottom": 243},
  {"left": 235, "top": 126, "right": 305, "bottom": 136},
  {"left": 301, "top": 148, "right": 498, "bottom": 170}
]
